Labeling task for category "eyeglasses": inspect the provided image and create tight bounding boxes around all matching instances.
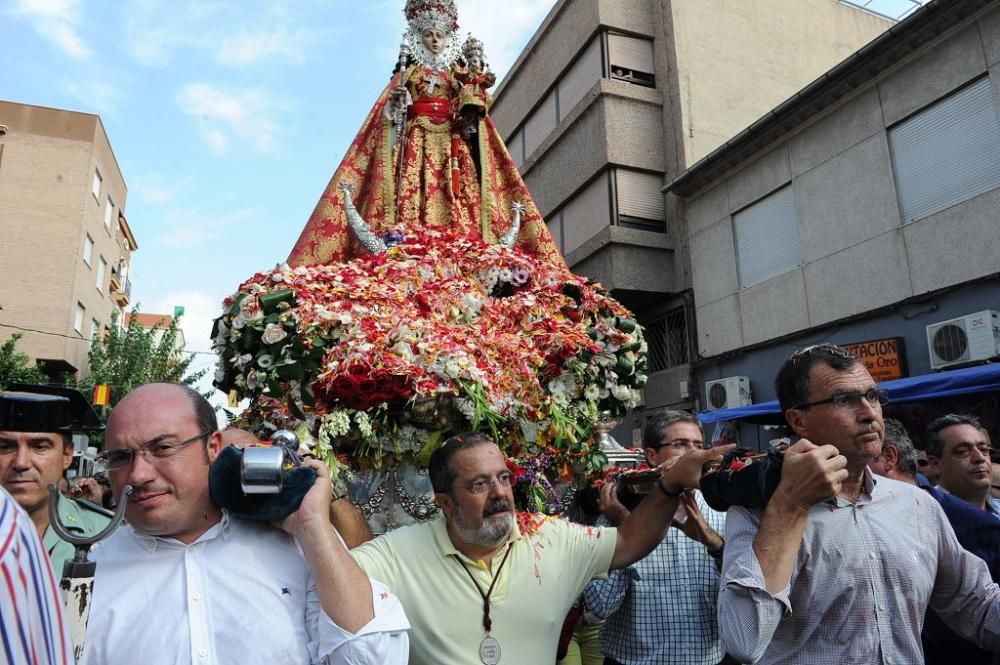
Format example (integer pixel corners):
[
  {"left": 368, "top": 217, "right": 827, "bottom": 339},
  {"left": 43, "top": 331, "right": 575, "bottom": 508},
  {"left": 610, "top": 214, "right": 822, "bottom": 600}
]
[
  {"left": 651, "top": 438, "right": 702, "bottom": 451},
  {"left": 97, "top": 431, "right": 213, "bottom": 471},
  {"left": 467, "top": 472, "right": 513, "bottom": 495},
  {"left": 792, "top": 387, "right": 888, "bottom": 412},
  {"left": 917, "top": 459, "right": 929, "bottom": 467}
]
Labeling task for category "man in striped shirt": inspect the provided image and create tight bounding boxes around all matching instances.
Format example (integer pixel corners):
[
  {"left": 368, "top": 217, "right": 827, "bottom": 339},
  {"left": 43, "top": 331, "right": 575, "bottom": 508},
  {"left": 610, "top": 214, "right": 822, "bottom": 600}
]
[{"left": 0, "top": 486, "right": 74, "bottom": 665}]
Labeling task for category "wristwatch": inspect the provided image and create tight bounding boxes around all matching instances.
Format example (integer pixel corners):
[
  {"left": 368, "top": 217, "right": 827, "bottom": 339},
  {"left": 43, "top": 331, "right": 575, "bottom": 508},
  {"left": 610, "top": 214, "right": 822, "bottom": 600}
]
[{"left": 656, "top": 477, "right": 685, "bottom": 498}]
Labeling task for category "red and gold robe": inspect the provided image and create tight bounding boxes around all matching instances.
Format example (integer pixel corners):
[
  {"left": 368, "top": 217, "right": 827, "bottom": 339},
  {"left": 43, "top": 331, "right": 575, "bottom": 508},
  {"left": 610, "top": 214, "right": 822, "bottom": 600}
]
[{"left": 287, "top": 65, "right": 564, "bottom": 267}]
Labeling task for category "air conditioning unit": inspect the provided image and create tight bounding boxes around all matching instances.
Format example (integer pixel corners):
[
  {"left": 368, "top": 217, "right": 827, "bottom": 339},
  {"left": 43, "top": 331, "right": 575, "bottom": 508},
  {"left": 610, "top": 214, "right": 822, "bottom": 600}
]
[
  {"left": 926, "top": 310, "right": 1000, "bottom": 370},
  {"left": 704, "top": 376, "right": 751, "bottom": 410}
]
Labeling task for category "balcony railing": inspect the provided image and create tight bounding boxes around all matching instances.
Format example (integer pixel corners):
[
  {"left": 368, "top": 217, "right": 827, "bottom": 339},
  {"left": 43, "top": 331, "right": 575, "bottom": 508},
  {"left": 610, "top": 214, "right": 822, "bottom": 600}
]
[{"left": 113, "top": 278, "right": 131, "bottom": 306}]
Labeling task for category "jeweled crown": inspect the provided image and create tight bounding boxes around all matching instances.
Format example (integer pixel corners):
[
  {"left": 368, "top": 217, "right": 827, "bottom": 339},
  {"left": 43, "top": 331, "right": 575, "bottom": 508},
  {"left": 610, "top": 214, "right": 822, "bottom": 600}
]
[{"left": 404, "top": 0, "right": 459, "bottom": 32}]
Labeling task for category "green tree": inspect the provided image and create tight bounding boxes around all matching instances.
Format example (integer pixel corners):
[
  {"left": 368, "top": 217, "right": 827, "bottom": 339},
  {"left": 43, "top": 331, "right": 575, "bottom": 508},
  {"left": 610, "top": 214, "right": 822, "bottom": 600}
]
[
  {"left": 78, "top": 309, "right": 207, "bottom": 408},
  {"left": 0, "top": 333, "right": 46, "bottom": 389}
]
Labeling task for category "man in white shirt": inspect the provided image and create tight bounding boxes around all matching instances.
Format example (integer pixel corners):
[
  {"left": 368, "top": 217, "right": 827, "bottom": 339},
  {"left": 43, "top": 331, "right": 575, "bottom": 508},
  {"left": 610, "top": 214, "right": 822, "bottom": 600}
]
[{"left": 83, "top": 383, "right": 409, "bottom": 665}]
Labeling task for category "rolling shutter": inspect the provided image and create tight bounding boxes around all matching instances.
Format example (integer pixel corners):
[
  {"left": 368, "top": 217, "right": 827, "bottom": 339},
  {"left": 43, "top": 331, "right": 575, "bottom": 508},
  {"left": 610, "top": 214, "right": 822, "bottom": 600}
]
[
  {"left": 733, "top": 185, "right": 800, "bottom": 288},
  {"left": 558, "top": 37, "right": 602, "bottom": 121},
  {"left": 616, "top": 169, "right": 665, "bottom": 221},
  {"left": 564, "top": 173, "right": 612, "bottom": 254},
  {"left": 608, "top": 34, "right": 654, "bottom": 75},
  {"left": 889, "top": 76, "right": 1000, "bottom": 222},
  {"left": 523, "top": 91, "right": 557, "bottom": 160}
]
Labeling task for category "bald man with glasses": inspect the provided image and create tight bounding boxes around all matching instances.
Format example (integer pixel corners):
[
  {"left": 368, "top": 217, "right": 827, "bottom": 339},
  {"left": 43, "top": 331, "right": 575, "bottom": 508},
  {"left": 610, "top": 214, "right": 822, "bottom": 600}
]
[
  {"left": 82, "top": 382, "right": 409, "bottom": 665},
  {"left": 719, "top": 344, "right": 1000, "bottom": 664}
]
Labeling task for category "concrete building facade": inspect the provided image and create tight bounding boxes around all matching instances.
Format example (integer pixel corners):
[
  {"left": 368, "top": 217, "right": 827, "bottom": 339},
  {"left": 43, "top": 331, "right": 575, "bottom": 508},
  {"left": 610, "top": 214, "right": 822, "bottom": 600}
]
[
  {"left": 491, "top": 0, "right": 891, "bottom": 440},
  {"left": 0, "top": 101, "right": 137, "bottom": 381},
  {"left": 669, "top": 0, "right": 1000, "bottom": 444}
]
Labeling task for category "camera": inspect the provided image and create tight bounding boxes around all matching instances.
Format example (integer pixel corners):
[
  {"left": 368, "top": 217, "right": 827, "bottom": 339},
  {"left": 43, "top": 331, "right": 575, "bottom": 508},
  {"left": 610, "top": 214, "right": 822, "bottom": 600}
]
[{"left": 240, "top": 430, "right": 303, "bottom": 494}]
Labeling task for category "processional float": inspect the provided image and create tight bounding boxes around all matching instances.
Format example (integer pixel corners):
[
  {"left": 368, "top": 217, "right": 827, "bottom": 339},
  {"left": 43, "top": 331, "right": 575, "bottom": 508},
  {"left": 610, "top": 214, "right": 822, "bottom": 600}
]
[{"left": 212, "top": 0, "right": 649, "bottom": 531}]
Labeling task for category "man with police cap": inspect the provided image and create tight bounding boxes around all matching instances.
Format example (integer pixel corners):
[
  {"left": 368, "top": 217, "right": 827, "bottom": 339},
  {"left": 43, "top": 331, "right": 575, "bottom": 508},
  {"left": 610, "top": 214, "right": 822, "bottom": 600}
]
[{"left": 0, "top": 383, "right": 111, "bottom": 572}]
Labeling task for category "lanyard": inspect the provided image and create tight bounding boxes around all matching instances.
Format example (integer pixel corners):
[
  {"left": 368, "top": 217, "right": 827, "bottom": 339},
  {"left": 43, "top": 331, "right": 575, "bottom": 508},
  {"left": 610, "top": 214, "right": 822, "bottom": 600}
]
[{"left": 457, "top": 544, "right": 513, "bottom": 634}]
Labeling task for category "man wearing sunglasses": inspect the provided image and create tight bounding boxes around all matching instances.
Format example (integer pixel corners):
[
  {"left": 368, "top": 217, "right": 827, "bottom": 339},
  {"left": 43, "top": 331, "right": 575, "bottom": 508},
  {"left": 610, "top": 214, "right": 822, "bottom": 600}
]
[
  {"left": 719, "top": 343, "right": 1000, "bottom": 664},
  {"left": 82, "top": 383, "right": 409, "bottom": 665}
]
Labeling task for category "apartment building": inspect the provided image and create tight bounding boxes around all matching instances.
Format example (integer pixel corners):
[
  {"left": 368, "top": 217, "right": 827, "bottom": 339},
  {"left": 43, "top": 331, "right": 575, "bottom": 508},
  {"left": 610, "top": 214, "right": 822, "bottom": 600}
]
[
  {"left": 0, "top": 101, "right": 137, "bottom": 381},
  {"left": 491, "top": 0, "right": 891, "bottom": 440},
  {"left": 669, "top": 0, "right": 1000, "bottom": 445}
]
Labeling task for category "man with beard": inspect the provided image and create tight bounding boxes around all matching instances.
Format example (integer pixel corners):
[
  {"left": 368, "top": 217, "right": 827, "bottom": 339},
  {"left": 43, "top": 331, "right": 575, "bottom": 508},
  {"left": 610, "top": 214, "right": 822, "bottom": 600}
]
[
  {"left": 351, "top": 431, "right": 729, "bottom": 665},
  {"left": 718, "top": 344, "right": 1000, "bottom": 664}
]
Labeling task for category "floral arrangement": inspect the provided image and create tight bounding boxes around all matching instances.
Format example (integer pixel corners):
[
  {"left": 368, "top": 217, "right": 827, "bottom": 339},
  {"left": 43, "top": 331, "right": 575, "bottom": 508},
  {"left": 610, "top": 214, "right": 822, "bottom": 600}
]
[{"left": 213, "top": 228, "right": 648, "bottom": 487}]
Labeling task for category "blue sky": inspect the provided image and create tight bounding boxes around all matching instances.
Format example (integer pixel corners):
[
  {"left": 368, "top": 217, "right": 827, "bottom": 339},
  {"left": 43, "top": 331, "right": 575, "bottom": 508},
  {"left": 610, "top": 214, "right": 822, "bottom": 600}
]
[
  {"left": 1, "top": 0, "right": 923, "bottom": 400},
  {"left": 0, "top": 0, "right": 558, "bottom": 389}
]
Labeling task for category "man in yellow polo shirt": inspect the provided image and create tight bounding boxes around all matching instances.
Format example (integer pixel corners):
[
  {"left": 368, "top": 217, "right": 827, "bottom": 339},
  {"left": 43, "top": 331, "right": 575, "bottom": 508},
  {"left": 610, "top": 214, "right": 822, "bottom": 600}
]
[{"left": 352, "top": 432, "right": 729, "bottom": 665}]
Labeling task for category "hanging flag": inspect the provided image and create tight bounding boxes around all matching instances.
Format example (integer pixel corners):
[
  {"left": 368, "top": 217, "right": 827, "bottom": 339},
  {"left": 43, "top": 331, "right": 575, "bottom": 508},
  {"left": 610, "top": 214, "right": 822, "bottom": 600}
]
[{"left": 93, "top": 385, "right": 110, "bottom": 406}]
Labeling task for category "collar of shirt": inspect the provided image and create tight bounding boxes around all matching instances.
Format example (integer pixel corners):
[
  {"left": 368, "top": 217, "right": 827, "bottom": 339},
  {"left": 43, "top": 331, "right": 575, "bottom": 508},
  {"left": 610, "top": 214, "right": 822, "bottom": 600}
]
[
  {"left": 130, "top": 509, "right": 233, "bottom": 554},
  {"left": 826, "top": 467, "right": 877, "bottom": 507},
  {"left": 431, "top": 514, "right": 523, "bottom": 569}
]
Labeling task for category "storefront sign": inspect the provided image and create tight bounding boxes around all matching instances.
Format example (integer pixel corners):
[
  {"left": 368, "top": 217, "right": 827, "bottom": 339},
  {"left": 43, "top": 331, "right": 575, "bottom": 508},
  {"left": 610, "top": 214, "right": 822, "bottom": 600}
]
[{"left": 842, "top": 337, "right": 907, "bottom": 381}]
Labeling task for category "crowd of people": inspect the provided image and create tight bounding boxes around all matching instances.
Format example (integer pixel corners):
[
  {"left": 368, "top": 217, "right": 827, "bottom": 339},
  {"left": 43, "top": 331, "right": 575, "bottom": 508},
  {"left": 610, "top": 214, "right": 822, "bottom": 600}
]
[{"left": 2, "top": 343, "right": 999, "bottom": 664}]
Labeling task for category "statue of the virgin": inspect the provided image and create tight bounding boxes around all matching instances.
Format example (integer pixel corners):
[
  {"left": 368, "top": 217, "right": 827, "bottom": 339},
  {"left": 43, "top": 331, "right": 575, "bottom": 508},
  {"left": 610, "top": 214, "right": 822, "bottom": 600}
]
[{"left": 287, "top": 0, "right": 563, "bottom": 267}]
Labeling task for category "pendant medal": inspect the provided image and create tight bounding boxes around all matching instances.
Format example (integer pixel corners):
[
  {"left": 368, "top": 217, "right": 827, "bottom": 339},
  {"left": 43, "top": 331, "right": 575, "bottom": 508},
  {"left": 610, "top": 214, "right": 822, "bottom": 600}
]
[{"left": 479, "top": 634, "right": 501, "bottom": 665}]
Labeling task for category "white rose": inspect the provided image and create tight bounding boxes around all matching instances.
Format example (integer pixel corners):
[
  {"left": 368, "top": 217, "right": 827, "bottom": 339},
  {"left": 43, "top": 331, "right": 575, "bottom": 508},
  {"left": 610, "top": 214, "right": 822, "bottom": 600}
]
[{"left": 261, "top": 323, "right": 288, "bottom": 345}]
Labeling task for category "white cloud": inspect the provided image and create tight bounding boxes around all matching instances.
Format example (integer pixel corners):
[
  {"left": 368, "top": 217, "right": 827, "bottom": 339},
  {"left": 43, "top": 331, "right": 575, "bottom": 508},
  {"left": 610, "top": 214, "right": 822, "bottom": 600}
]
[
  {"left": 205, "top": 129, "right": 229, "bottom": 154},
  {"left": 62, "top": 78, "right": 124, "bottom": 114},
  {"left": 456, "top": 0, "right": 557, "bottom": 80},
  {"left": 122, "top": 0, "right": 317, "bottom": 68},
  {"left": 15, "top": 0, "right": 91, "bottom": 60},
  {"left": 149, "top": 290, "right": 222, "bottom": 353},
  {"left": 154, "top": 207, "right": 260, "bottom": 249},
  {"left": 176, "top": 82, "right": 288, "bottom": 154},
  {"left": 148, "top": 289, "right": 230, "bottom": 420},
  {"left": 156, "top": 225, "right": 217, "bottom": 249},
  {"left": 216, "top": 25, "right": 311, "bottom": 66}
]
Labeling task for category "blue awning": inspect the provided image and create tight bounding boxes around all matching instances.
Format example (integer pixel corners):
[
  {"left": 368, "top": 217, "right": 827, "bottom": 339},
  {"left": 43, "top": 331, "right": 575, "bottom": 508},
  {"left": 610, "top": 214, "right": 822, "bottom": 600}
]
[{"left": 698, "top": 362, "right": 1000, "bottom": 425}]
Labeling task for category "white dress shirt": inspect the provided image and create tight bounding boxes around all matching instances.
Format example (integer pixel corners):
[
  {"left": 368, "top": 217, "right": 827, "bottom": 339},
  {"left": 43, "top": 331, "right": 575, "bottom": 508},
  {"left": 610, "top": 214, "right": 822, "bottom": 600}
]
[{"left": 82, "top": 512, "right": 409, "bottom": 665}]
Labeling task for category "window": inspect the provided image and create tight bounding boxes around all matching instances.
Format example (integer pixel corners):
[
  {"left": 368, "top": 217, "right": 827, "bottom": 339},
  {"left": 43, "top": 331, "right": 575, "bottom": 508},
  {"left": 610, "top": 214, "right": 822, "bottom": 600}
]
[
  {"left": 889, "top": 76, "right": 1000, "bottom": 222},
  {"left": 608, "top": 34, "right": 655, "bottom": 88},
  {"left": 523, "top": 90, "right": 557, "bottom": 160},
  {"left": 558, "top": 37, "right": 602, "bottom": 121},
  {"left": 90, "top": 318, "right": 100, "bottom": 341},
  {"left": 104, "top": 196, "right": 114, "bottom": 230},
  {"left": 546, "top": 211, "right": 565, "bottom": 253},
  {"left": 509, "top": 128, "right": 524, "bottom": 168},
  {"left": 644, "top": 307, "right": 688, "bottom": 372},
  {"left": 734, "top": 185, "right": 800, "bottom": 288},
  {"left": 563, "top": 173, "right": 612, "bottom": 254},
  {"left": 91, "top": 169, "right": 102, "bottom": 199},
  {"left": 96, "top": 256, "right": 106, "bottom": 292},
  {"left": 74, "top": 303, "right": 85, "bottom": 334},
  {"left": 83, "top": 234, "right": 94, "bottom": 265},
  {"left": 615, "top": 169, "right": 665, "bottom": 230}
]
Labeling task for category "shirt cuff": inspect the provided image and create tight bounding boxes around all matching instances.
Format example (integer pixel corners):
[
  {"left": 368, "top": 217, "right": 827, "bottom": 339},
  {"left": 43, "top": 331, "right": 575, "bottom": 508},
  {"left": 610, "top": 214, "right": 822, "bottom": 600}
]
[
  {"left": 316, "top": 578, "right": 410, "bottom": 654},
  {"left": 726, "top": 547, "right": 793, "bottom": 616}
]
